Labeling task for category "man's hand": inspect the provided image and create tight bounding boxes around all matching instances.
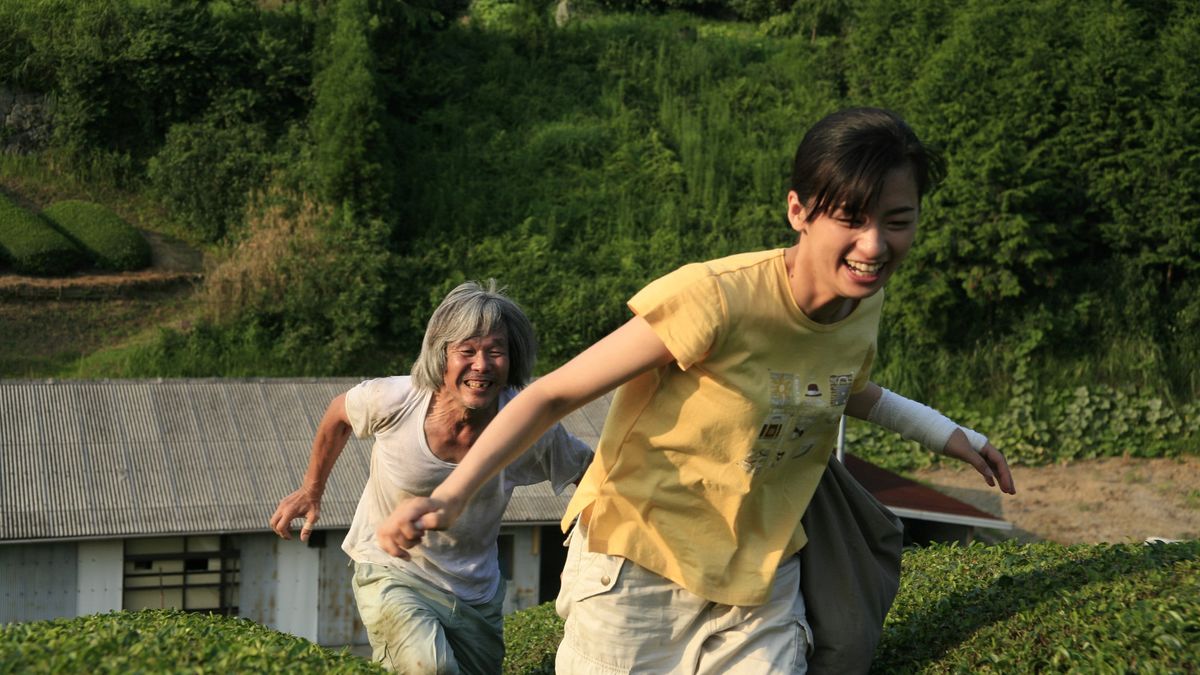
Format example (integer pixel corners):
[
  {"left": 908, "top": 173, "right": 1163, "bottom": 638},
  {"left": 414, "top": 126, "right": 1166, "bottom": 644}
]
[
  {"left": 269, "top": 487, "right": 322, "bottom": 541},
  {"left": 942, "top": 429, "right": 1017, "bottom": 495},
  {"left": 376, "top": 496, "right": 462, "bottom": 560}
]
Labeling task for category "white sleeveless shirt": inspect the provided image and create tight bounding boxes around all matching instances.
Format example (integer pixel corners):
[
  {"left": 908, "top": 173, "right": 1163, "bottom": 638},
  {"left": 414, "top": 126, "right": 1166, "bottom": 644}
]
[{"left": 341, "top": 376, "right": 592, "bottom": 603}]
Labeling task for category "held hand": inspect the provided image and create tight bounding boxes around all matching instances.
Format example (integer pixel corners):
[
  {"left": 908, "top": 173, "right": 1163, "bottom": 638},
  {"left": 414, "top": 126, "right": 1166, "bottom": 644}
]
[
  {"left": 269, "top": 487, "right": 322, "bottom": 541},
  {"left": 375, "top": 497, "right": 460, "bottom": 560},
  {"left": 942, "top": 429, "right": 1017, "bottom": 495}
]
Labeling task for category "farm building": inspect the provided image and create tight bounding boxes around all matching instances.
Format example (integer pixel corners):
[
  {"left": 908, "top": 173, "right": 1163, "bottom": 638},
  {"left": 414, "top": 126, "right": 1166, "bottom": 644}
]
[
  {"left": 0, "top": 378, "right": 1007, "bottom": 649},
  {"left": 0, "top": 378, "right": 605, "bottom": 648}
]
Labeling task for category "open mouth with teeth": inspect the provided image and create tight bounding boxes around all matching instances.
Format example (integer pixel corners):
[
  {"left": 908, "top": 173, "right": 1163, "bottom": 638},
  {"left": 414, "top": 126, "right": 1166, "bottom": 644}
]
[
  {"left": 464, "top": 380, "right": 493, "bottom": 391},
  {"left": 844, "top": 258, "right": 886, "bottom": 280}
]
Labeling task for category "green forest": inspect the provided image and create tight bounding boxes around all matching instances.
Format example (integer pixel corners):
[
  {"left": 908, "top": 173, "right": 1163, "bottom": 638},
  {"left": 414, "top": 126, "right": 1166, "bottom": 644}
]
[{"left": 1, "top": 0, "right": 1197, "bottom": 469}]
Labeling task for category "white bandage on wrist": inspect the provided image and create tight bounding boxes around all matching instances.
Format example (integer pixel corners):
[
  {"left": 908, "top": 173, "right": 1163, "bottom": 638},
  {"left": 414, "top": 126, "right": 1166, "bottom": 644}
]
[
  {"left": 867, "top": 388, "right": 988, "bottom": 454},
  {"left": 961, "top": 427, "right": 989, "bottom": 453}
]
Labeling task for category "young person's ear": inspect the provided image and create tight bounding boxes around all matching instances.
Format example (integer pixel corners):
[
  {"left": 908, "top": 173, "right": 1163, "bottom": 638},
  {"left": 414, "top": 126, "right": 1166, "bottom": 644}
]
[{"left": 786, "top": 191, "right": 809, "bottom": 234}]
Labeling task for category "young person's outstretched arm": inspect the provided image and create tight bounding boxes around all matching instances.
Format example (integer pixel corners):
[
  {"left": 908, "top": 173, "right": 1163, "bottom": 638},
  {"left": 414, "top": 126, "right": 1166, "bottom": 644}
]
[
  {"left": 376, "top": 316, "right": 675, "bottom": 559},
  {"left": 846, "top": 383, "right": 1016, "bottom": 494}
]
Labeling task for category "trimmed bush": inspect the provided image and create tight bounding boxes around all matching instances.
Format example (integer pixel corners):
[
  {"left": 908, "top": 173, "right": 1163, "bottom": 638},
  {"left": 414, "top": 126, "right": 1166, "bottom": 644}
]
[
  {"left": 0, "top": 192, "right": 86, "bottom": 276},
  {"left": 503, "top": 601, "right": 561, "bottom": 674},
  {"left": 0, "top": 609, "right": 383, "bottom": 674},
  {"left": 501, "top": 540, "right": 1200, "bottom": 674},
  {"left": 878, "top": 540, "right": 1200, "bottom": 673},
  {"left": 41, "top": 199, "right": 151, "bottom": 271}
]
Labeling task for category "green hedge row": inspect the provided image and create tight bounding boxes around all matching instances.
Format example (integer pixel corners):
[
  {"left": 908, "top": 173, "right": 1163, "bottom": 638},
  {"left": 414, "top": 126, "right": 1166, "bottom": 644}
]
[
  {"left": 0, "top": 609, "right": 381, "bottom": 674},
  {"left": 0, "top": 193, "right": 148, "bottom": 276},
  {"left": 502, "top": 540, "right": 1200, "bottom": 674},
  {"left": 41, "top": 199, "right": 151, "bottom": 271},
  {"left": 2, "top": 542, "right": 1194, "bottom": 672},
  {"left": 877, "top": 540, "right": 1200, "bottom": 673},
  {"left": 0, "top": 192, "right": 86, "bottom": 276}
]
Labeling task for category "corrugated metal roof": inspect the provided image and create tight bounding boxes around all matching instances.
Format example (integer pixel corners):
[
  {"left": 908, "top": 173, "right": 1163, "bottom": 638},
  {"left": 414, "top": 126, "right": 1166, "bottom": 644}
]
[{"left": 0, "top": 380, "right": 609, "bottom": 544}]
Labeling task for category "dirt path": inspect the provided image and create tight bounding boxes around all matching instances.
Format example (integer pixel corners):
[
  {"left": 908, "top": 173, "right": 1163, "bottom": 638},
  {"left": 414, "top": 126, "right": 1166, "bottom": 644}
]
[{"left": 909, "top": 456, "right": 1200, "bottom": 545}]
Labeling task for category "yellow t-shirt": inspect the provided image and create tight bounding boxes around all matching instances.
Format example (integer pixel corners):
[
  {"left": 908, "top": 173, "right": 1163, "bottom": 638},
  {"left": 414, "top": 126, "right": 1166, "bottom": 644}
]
[{"left": 562, "top": 249, "right": 883, "bottom": 606}]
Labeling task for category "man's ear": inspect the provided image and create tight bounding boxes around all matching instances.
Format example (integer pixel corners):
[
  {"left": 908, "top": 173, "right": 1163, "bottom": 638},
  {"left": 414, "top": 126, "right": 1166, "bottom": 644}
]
[{"left": 786, "top": 191, "right": 809, "bottom": 234}]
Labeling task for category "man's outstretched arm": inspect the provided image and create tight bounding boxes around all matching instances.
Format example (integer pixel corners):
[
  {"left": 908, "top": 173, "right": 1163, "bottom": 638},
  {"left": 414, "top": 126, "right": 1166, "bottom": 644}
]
[{"left": 269, "top": 393, "right": 354, "bottom": 541}]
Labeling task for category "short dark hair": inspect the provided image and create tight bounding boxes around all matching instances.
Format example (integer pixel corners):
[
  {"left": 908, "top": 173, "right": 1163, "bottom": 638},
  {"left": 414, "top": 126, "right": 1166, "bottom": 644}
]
[
  {"left": 789, "top": 107, "right": 945, "bottom": 223},
  {"left": 411, "top": 280, "right": 537, "bottom": 392}
]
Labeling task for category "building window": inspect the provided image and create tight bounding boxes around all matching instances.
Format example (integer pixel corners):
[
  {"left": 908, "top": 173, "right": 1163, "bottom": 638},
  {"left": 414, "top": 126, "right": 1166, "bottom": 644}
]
[{"left": 123, "top": 536, "right": 239, "bottom": 615}]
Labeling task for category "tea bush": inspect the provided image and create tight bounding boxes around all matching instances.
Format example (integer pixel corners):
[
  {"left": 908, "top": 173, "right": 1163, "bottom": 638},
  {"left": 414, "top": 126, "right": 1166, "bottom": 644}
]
[
  {"left": 500, "top": 540, "right": 1200, "bottom": 674},
  {"left": 40, "top": 199, "right": 151, "bottom": 271},
  {"left": 876, "top": 540, "right": 1200, "bottom": 673},
  {"left": 502, "top": 601, "right": 561, "bottom": 674},
  {"left": 0, "top": 609, "right": 382, "bottom": 674},
  {"left": 0, "top": 192, "right": 86, "bottom": 276}
]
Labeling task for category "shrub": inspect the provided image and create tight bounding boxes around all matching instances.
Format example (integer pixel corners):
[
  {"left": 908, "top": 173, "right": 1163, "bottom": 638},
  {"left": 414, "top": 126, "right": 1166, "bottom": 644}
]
[
  {"left": 877, "top": 540, "right": 1200, "bottom": 673},
  {"left": 40, "top": 199, "right": 151, "bottom": 271},
  {"left": 502, "top": 601, "right": 561, "bottom": 674},
  {"left": 501, "top": 540, "right": 1200, "bottom": 674},
  {"left": 0, "top": 609, "right": 382, "bottom": 674},
  {"left": 0, "top": 192, "right": 86, "bottom": 276},
  {"left": 847, "top": 380, "right": 1200, "bottom": 473},
  {"left": 148, "top": 116, "right": 272, "bottom": 243}
]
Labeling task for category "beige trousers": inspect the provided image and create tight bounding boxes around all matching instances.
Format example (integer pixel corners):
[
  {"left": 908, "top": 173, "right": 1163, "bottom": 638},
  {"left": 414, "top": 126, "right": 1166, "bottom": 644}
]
[{"left": 555, "top": 524, "right": 812, "bottom": 674}]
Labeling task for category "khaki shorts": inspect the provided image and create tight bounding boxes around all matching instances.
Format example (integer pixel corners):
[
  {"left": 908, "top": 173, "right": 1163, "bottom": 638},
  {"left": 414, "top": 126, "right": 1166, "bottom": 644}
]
[
  {"left": 555, "top": 524, "right": 813, "bottom": 674},
  {"left": 351, "top": 562, "right": 505, "bottom": 674}
]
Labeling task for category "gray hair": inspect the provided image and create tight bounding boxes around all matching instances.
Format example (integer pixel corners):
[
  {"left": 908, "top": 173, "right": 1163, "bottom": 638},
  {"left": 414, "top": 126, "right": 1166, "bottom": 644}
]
[{"left": 410, "top": 280, "right": 537, "bottom": 393}]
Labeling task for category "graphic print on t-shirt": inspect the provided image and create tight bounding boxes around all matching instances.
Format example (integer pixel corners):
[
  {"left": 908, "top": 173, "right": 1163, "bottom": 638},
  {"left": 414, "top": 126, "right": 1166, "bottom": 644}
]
[
  {"left": 829, "top": 373, "right": 854, "bottom": 407},
  {"left": 741, "top": 371, "right": 843, "bottom": 474}
]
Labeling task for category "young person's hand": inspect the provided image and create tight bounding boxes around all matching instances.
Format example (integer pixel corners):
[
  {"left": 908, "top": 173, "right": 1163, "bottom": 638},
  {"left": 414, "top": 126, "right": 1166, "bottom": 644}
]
[
  {"left": 942, "top": 429, "right": 1017, "bottom": 494},
  {"left": 375, "top": 496, "right": 462, "bottom": 559}
]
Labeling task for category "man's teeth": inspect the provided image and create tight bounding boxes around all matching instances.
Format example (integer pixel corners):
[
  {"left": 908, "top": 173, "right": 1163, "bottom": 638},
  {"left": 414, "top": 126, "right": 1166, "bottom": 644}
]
[
  {"left": 466, "top": 381, "right": 490, "bottom": 389},
  {"left": 845, "top": 260, "right": 884, "bottom": 274}
]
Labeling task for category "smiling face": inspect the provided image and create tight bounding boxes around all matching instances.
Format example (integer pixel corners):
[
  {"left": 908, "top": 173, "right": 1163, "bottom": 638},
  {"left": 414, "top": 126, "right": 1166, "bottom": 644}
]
[
  {"left": 439, "top": 329, "right": 511, "bottom": 413},
  {"left": 786, "top": 164, "right": 920, "bottom": 322}
]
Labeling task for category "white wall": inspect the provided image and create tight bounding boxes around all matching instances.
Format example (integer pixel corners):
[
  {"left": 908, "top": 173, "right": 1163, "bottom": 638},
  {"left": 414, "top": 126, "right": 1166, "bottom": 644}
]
[
  {"left": 503, "top": 527, "right": 541, "bottom": 614},
  {"left": 317, "top": 532, "right": 365, "bottom": 646},
  {"left": 274, "top": 536, "right": 321, "bottom": 641},
  {"left": 237, "top": 533, "right": 320, "bottom": 641},
  {"left": 76, "top": 540, "right": 122, "bottom": 615}
]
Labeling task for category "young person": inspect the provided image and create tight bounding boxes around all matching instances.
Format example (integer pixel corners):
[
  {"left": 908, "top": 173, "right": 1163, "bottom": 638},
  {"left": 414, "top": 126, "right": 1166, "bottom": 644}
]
[
  {"left": 375, "top": 108, "right": 1016, "bottom": 673},
  {"left": 269, "top": 281, "right": 592, "bottom": 674}
]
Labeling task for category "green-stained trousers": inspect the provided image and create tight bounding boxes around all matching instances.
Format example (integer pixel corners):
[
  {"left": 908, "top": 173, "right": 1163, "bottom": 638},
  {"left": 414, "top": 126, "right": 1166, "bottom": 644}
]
[{"left": 352, "top": 562, "right": 506, "bottom": 675}]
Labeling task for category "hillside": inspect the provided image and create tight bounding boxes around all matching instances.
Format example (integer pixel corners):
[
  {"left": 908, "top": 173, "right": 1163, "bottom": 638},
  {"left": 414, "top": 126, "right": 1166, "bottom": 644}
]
[{"left": 0, "top": 181, "right": 203, "bottom": 376}]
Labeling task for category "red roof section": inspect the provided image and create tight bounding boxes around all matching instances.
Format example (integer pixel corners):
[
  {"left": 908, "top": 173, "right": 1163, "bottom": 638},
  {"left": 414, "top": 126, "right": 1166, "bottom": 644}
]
[{"left": 844, "top": 454, "right": 1008, "bottom": 526}]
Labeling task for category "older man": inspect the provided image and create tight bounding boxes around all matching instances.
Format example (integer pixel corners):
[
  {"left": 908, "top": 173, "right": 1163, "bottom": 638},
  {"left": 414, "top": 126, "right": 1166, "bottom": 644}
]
[{"left": 270, "top": 280, "right": 592, "bottom": 674}]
